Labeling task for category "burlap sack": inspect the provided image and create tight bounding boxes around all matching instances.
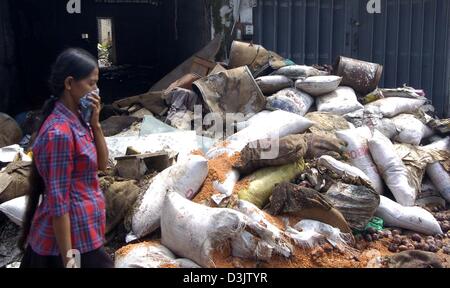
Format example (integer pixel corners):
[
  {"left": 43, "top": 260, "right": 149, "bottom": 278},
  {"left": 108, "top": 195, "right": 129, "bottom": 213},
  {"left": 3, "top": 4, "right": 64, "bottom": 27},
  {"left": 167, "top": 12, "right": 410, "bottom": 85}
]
[
  {"left": 0, "top": 113, "right": 22, "bottom": 148},
  {"left": 101, "top": 177, "right": 140, "bottom": 234},
  {"left": 0, "top": 161, "right": 31, "bottom": 204},
  {"left": 233, "top": 134, "right": 308, "bottom": 175}
]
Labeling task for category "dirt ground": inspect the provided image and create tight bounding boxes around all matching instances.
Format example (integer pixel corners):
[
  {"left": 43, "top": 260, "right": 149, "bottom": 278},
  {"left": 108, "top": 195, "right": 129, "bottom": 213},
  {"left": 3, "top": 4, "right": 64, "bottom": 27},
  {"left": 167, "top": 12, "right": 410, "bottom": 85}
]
[{"left": 1, "top": 213, "right": 449, "bottom": 268}]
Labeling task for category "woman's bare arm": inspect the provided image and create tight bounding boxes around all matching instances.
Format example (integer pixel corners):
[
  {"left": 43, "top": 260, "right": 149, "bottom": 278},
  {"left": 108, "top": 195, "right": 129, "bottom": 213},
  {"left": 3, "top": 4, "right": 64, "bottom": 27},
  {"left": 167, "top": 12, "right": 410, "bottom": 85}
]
[
  {"left": 89, "top": 94, "right": 109, "bottom": 171},
  {"left": 91, "top": 125, "right": 109, "bottom": 171},
  {"left": 53, "top": 214, "right": 74, "bottom": 267}
]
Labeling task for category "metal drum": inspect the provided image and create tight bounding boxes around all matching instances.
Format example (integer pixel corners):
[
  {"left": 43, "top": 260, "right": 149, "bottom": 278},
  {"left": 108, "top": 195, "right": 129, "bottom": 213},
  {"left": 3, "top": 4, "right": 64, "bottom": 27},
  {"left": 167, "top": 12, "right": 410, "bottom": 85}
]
[{"left": 334, "top": 56, "right": 383, "bottom": 95}]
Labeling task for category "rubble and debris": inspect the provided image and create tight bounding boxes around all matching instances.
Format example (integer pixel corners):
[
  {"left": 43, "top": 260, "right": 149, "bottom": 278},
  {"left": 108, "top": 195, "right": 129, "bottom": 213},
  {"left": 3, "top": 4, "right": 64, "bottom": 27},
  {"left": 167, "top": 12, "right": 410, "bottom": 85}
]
[
  {"left": 363, "top": 86, "right": 427, "bottom": 104},
  {"left": 0, "top": 215, "right": 22, "bottom": 268},
  {"left": 130, "top": 108, "right": 153, "bottom": 119},
  {"left": 112, "top": 91, "right": 168, "bottom": 116},
  {"left": 0, "top": 145, "right": 32, "bottom": 168},
  {"left": 228, "top": 41, "right": 293, "bottom": 77},
  {"left": 115, "top": 152, "right": 174, "bottom": 180},
  {"left": 267, "top": 182, "right": 352, "bottom": 234},
  {"left": 106, "top": 130, "right": 199, "bottom": 164},
  {"left": 193, "top": 152, "right": 239, "bottom": 206},
  {"left": 292, "top": 220, "right": 355, "bottom": 252},
  {"left": 101, "top": 116, "right": 141, "bottom": 137},
  {"left": 150, "top": 36, "right": 222, "bottom": 92},
  {"left": 0, "top": 113, "right": 23, "bottom": 149},
  {"left": 316, "top": 155, "right": 373, "bottom": 187},
  {"left": 325, "top": 182, "right": 380, "bottom": 231},
  {"left": 164, "top": 88, "right": 199, "bottom": 130},
  {"left": 193, "top": 66, "right": 266, "bottom": 118},
  {"left": 394, "top": 144, "right": 437, "bottom": 202},
  {"left": 165, "top": 73, "right": 202, "bottom": 93},
  {"left": 191, "top": 56, "right": 217, "bottom": 78}
]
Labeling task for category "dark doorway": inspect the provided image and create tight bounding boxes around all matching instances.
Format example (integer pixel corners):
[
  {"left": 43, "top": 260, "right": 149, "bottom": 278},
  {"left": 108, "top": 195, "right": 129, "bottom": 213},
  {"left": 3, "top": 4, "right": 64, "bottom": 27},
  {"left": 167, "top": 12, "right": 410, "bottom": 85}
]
[{"left": 97, "top": 17, "right": 116, "bottom": 67}]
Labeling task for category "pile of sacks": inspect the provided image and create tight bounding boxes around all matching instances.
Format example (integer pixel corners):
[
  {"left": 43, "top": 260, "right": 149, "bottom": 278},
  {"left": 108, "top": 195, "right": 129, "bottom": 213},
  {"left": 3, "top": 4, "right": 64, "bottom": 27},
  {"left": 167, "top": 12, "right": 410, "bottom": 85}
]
[
  {"left": 102, "top": 41, "right": 450, "bottom": 267},
  {"left": 1, "top": 39, "right": 450, "bottom": 268}
]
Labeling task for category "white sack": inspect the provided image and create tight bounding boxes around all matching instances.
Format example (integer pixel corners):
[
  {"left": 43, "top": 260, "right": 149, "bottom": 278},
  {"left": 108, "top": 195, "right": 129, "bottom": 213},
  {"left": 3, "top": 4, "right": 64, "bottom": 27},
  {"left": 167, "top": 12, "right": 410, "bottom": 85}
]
[
  {"left": 292, "top": 220, "right": 354, "bottom": 251},
  {"left": 364, "top": 97, "right": 426, "bottom": 118},
  {"left": 375, "top": 196, "right": 443, "bottom": 235},
  {"left": 255, "top": 75, "right": 293, "bottom": 95},
  {"left": 212, "top": 169, "right": 240, "bottom": 204},
  {"left": 272, "top": 65, "right": 322, "bottom": 79},
  {"left": 424, "top": 137, "right": 450, "bottom": 202},
  {"left": 227, "top": 110, "right": 314, "bottom": 152},
  {"left": 295, "top": 76, "right": 342, "bottom": 97},
  {"left": 131, "top": 155, "right": 208, "bottom": 239},
  {"left": 336, "top": 127, "right": 384, "bottom": 194},
  {"left": 316, "top": 87, "right": 363, "bottom": 115},
  {"left": 207, "top": 110, "right": 314, "bottom": 158},
  {"left": 368, "top": 130, "right": 416, "bottom": 206},
  {"left": 391, "top": 114, "right": 433, "bottom": 145},
  {"left": 106, "top": 131, "right": 199, "bottom": 164},
  {"left": 268, "top": 88, "right": 314, "bottom": 116},
  {"left": 161, "top": 193, "right": 292, "bottom": 267},
  {"left": 235, "top": 110, "right": 272, "bottom": 132},
  {"left": 231, "top": 200, "right": 292, "bottom": 261},
  {"left": 0, "top": 196, "right": 27, "bottom": 227},
  {"left": 115, "top": 242, "right": 176, "bottom": 268},
  {"left": 115, "top": 241, "right": 202, "bottom": 268},
  {"left": 318, "top": 155, "right": 372, "bottom": 186}
]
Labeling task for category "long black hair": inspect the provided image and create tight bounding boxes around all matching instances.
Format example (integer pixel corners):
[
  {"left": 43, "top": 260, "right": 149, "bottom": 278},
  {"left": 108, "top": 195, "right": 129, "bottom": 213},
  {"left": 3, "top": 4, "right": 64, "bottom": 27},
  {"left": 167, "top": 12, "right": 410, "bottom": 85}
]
[{"left": 18, "top": 48, "right": 98, "bottom": 251}]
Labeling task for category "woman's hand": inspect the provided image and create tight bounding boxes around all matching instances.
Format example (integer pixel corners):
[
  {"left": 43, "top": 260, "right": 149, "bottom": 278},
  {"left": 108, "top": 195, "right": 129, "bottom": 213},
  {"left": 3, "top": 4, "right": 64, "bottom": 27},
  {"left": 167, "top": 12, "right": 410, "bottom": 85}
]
[
  {"left": 87, "top": 91, "right": 109, "bottom": 171},
  {"left": 52, "top": 214, "right": 76, "bottom": 268},
  {"left": 88, "top": 92, "right": 102, "bottom": 130}
]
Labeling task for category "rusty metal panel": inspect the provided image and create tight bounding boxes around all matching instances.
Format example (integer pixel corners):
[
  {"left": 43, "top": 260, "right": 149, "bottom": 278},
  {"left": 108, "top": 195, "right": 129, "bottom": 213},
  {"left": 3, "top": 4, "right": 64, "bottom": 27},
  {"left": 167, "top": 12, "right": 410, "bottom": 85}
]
[{"left": 254, "top": 0, "right": 450, "bottom": 117}]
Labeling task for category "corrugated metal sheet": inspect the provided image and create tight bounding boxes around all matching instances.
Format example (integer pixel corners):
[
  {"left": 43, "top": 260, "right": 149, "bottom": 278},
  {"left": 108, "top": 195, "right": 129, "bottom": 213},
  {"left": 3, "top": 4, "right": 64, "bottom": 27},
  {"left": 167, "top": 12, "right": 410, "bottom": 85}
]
[{"left": 254, "top": 0, "right": 450, "bottom": 117}]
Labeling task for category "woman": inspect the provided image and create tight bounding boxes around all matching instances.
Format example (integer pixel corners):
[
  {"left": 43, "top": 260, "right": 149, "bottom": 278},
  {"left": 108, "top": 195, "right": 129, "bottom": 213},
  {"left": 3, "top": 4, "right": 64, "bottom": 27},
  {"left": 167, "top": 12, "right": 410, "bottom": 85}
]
[{"left": 19, "top": 48, "right": 113, "bottom": 268}]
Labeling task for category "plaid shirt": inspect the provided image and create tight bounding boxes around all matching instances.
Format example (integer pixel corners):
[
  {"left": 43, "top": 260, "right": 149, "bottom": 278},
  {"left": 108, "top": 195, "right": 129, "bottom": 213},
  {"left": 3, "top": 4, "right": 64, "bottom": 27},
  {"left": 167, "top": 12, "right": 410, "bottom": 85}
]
[{"left": 28, "top": 101, "right": 106, "bottom": 256}]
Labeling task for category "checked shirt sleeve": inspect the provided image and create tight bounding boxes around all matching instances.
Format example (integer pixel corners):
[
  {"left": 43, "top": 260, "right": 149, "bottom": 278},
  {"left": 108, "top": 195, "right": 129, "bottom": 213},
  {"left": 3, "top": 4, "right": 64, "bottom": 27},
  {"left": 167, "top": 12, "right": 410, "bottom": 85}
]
[{"left": 41, "top": 128, "right": 74, "bottom": 217}]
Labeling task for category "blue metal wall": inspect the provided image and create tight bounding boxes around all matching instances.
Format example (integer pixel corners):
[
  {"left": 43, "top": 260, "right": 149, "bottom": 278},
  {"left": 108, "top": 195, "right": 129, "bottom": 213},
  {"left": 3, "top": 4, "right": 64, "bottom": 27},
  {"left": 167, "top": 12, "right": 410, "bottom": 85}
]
[{"left": 254, "top": 0, "right": 450, "bottom": 117}]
